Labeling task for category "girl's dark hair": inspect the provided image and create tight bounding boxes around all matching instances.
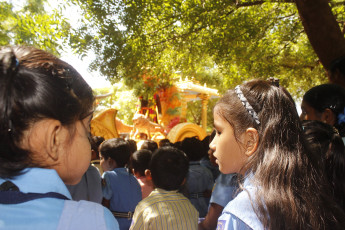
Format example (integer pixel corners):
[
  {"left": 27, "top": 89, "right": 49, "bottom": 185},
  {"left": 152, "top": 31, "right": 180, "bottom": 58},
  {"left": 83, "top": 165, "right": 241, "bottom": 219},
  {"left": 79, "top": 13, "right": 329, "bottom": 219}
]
[
  {"left": 129, "top": 149, "right": 152, "bottom": 176},
  {"left": 303, "top": 84, "right": 345, "bottom": 137},
  {"left": 302, "top": 120, "right": 345, "bottom": 211},
  {"left": 215, "top": 79, "right": 345, "bottom": 229},
  {"left": 150, "top": 146, "right": 188, "bottom": 191},
  {"left": 100, "top": 138, "right": 131, "bottom": 167},
  {"left": 0, "top": 46, "right": 94, "bottom": 178}
]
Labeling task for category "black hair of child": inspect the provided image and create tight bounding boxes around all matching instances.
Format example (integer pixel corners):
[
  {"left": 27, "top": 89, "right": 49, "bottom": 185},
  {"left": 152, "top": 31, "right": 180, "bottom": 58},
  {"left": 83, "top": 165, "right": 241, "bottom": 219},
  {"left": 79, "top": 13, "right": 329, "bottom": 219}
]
[
  {"left": 158, "top": 138, "right": 172, "bottom": 148},
  {"left": 100, "top": 138, "right": 131, "bottom": 167},
  {"left": 140, "top": 140, "right": 158, "bottom": 152},
  {"left": 127, "top": 139, "right": 138, "bottom": 154},
  {"left": 91, "top": 136, "right": 105, "bottom": 154},
  {"left": 180, "top": 136, "right": 204, "bottom": 161},
  {"left": 130, "top": 149, "right": 152, "bottom": 177},
  {"left": 149, "top": 146, "right": 189, "bottom": 191}
]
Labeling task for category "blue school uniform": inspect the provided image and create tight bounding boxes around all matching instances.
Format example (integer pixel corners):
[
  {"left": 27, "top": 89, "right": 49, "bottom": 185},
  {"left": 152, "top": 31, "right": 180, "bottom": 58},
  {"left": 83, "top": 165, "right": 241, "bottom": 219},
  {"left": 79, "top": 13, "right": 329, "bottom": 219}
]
[
  {"left": 210, "top": 173, "right": 238, "bottom": 208},
  {"left": 187, "top": 161, "right": 214, "bottom": 218},
  {"left": 216, "top": 175, "right": 263, "bottom": 230},
  {"left": 0, "top": 167, "right": 119, "bottom": 230},
  {"left": 102, "top": 167, "right": 142, "bottom": 230}
]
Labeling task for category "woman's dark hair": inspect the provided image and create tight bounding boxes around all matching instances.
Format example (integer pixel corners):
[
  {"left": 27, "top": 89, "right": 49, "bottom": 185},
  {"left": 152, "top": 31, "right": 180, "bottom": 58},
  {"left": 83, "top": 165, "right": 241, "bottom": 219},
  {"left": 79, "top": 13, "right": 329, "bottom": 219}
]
[
  {"left": 129, "top": 149, "right": 152, "bottom": 177},
  {"left": 0, "top": 46, "right": 94, "bottom": 178},
  {"left": 215, "top": 79, "right": 345, "bottom": 229},
  {"left": 100, "top": 138, "right": 131, "bottom": 167},
  {"left": 302, "top": 120, "right": 345, "bottom": 211},
  {"left": 150, "top": 146, "right": 188, "bottom": 191},
  {"left": 303, "top": 84, "right": 345, "bottom": 136},
  {"left": 180, "top": 136, "right": 203, "bottom": 161}
]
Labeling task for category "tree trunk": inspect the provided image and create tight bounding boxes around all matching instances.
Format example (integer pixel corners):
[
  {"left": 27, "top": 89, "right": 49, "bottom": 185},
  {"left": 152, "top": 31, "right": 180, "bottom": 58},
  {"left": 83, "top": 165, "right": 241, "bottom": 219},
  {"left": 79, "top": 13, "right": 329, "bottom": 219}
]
[{"left": 295, "top": 0, "right": 345, "bottom": 87}]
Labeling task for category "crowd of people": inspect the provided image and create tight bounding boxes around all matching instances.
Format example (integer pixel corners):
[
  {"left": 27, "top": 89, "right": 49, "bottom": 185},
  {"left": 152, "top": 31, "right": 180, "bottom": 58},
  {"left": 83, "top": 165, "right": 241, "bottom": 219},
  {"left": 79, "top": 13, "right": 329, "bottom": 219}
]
[{"left": 0, "top": 45, "right": 345, "bottom": 230}]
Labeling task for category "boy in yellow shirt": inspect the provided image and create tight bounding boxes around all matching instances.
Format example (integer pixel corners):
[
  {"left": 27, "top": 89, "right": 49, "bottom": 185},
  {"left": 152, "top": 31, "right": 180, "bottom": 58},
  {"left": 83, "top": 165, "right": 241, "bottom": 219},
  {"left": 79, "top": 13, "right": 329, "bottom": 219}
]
[{"left": 130, "top": 146, "right": 199, "bottom": 230}]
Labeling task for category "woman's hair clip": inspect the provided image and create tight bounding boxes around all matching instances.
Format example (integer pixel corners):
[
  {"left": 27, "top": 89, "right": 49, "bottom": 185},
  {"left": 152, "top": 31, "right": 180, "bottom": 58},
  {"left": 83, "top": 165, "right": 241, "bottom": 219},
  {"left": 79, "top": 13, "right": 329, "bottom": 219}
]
[{"left": 268, "top": 77, "right": 279, "bottom": 87}]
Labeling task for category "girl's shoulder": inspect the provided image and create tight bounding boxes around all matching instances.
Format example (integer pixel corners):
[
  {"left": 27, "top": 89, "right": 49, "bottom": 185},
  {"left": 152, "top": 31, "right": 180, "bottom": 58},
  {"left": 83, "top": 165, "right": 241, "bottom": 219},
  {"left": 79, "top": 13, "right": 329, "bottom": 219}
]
[
  {"left": 221, "top": 186, "right": 263, "bottom": 230},
  {"left": 58, "top": 200, "right": 119, "bottom": 230}
]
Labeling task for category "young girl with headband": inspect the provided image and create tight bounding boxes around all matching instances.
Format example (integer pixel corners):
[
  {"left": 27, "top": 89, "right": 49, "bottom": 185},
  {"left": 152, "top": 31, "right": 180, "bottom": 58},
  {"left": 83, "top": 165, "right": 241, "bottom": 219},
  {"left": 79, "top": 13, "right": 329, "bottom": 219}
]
[
  {"left": 210, "top": 79, "right": 345, "bottom": 230},
  {"left": 0, "top": 46, "right": 119, "bottom": 229}
]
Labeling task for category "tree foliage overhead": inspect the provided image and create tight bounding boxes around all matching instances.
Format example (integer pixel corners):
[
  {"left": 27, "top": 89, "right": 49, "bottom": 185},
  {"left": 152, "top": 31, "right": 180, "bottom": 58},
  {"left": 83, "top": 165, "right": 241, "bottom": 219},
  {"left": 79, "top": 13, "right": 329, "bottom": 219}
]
[
  {"left": 0, "top": 0, "right": 70, "bottom": 55},
  {"left": 70, "top": 0, "right": 345, "bottom": 98}
]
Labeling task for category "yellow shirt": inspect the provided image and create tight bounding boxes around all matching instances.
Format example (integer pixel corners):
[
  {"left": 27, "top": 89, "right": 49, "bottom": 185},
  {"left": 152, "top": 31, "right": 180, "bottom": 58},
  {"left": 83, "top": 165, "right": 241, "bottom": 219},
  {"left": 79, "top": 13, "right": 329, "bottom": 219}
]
[{"left": 130, "top": 188, "right": 198, "bottom": 230}]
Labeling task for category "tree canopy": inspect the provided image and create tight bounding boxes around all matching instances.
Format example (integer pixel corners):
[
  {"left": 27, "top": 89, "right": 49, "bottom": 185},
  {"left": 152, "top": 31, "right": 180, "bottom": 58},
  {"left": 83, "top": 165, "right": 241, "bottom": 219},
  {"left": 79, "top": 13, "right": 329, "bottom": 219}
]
[
  {"left": 69, "top": 0, "right": 345, "bottom": 99},
  {"left": 0, "top": 0, "right": 70, "bottom": 55}
]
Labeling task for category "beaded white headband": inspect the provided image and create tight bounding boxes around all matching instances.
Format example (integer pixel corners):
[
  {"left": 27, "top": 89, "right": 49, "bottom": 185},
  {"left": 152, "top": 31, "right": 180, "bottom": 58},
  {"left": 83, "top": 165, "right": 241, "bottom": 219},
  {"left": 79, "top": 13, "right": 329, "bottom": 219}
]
[{"left": 234, "top": 85, "right": 260, "bottom": 125}]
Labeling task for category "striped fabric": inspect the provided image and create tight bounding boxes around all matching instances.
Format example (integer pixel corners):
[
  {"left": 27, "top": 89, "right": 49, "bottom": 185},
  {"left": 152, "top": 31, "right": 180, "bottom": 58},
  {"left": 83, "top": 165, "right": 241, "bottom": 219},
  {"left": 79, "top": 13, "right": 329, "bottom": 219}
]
[{"left": 130, "top": 188, "right": 198, "bottom": 230}]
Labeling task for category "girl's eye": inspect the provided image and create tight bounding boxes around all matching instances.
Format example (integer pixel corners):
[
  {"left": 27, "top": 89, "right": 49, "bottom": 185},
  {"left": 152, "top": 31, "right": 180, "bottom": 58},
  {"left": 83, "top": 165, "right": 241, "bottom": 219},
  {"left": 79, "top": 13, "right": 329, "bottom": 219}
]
[{"left": 215, "top": 129, "right": 221, "bottom": 135}]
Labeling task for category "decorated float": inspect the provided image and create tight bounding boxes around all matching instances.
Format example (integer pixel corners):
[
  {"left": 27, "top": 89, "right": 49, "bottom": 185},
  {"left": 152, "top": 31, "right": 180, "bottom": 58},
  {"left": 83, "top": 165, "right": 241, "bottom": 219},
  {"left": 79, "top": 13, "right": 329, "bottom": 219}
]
[{"left": 90, "top": 78, "right": 219, "bottom": 143}]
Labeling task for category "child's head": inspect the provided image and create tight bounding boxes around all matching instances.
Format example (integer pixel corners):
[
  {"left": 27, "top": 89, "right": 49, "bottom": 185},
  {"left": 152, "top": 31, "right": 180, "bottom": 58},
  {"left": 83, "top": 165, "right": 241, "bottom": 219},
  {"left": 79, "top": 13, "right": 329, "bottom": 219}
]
[
  {"left": 149, "top": 146, "right": 189, "bottom": 191},
  {"left": 129, "top": 149, "right": 152, "bottom": 177},
  {"left": 140, "top": 139, "right": 158, "bottom": 152},
  {"left": 0, "top": 46, "right": 94, "bottom": 183},
  {"left": 158, "top": 138, "right": 172, "bottom": 148},
  {"left": 301, "top": 84, "right": 345, "bottom": 137},
  {"left": 210, "top": 79, "right": 301, "bottom": 175},
  {"left": 91, "top": 136, "right": 105, "bottom": 161},
  {"left": 127, "top": 139, "right": 137, "bottom": 155},
  {"left": 180, "top": 136, "right": 203, "bottom": 161},
  {"left": 99, "top": 138, "right": 131, "bottom": 171}
]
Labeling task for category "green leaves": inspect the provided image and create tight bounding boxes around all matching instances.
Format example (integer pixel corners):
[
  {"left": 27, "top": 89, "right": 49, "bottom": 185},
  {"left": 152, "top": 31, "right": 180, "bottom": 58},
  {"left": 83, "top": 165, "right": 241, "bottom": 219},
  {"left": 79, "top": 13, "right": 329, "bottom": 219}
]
[
  {"left": 0, "top": 0, "right": 70, "bottom": 55},
  {"left": 69, "top": 0, "right": 342, "bottom": 100}
]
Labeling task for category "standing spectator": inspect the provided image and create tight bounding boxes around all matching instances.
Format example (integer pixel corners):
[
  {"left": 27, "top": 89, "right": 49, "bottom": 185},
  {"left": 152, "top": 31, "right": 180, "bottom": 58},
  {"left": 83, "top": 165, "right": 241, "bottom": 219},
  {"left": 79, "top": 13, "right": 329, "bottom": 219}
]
[
  {"left": 181, "top": 136, "right": 214, "bottom": 218},
  {"left": 100, "top": 138, "right": 142, "bottom": 230},
  {"left": 129, "top": 149, "right": 154, "bottom": 199},
  {"left": 130, "top": 146, "right": 199, "bottom": 230}
]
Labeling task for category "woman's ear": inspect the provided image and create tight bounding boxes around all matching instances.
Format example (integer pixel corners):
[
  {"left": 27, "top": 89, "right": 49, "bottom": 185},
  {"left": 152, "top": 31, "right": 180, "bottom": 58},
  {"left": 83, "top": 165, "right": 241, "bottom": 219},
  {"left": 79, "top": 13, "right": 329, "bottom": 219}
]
[
  {"left": 243, "top": 128, "right": 259, "bottom": 157},
  {"left": 321, "top": 108, "right": 336, "bottom": 126}
]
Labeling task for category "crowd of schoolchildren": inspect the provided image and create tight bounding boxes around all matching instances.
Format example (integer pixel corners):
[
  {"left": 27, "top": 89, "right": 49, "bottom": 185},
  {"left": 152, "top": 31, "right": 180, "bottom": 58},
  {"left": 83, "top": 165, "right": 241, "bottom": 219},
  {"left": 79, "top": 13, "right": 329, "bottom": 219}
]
[{"left": 1, "top": 45, "right": 345, "bottom": 230}]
